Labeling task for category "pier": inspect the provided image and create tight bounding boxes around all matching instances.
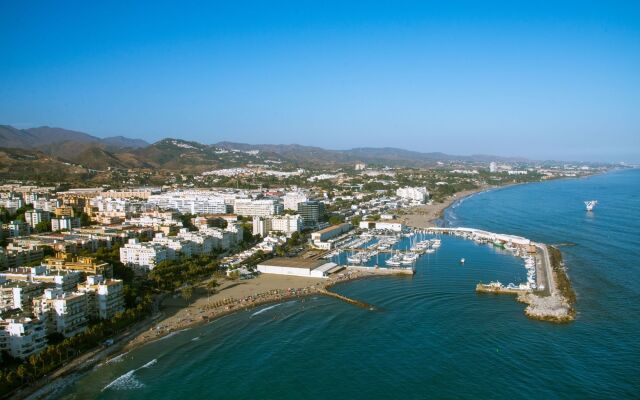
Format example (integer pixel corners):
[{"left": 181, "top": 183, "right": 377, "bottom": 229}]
[
  {"left": 476, "top": 282, "right": 530, "bottom": 295},
  {"left": 319, "top": 289, "right": 377, "bottom": 310},
  {"left": 341, "top": 247, "right": 417, "bottom": 254},
  {"left": 346, "top": 265, "right": 415, "bottom": 275}
]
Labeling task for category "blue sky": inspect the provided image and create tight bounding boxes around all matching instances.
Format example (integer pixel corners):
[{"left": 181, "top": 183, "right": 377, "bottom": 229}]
[{"left": 1, "top": 1, "right": 639, "bottom": 162}]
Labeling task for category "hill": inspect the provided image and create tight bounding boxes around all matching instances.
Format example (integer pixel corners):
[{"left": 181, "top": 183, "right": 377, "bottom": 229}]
[{"left": 0, "top": 125, "right": 149, "bottom": 150}]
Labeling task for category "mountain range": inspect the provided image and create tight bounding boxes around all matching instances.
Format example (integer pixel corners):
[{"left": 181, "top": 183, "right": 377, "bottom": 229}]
[{"left": 0, "top": 124, "right": 529, "bottom": 173}]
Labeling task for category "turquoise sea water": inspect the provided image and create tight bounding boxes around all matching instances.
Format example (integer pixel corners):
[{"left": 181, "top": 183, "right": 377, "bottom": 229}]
[{"left": 57, "top": 169, "right": 640, "bottom": 399}]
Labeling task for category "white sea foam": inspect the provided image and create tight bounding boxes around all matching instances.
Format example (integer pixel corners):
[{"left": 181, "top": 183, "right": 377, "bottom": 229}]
[
  {"left": 102, "top": 370, "right": 144, "bottom": 391},
  {"left": 191, "top": 336, "right": 201, "bottom": 341},
  {"left": 250, "top": 303, "right": 282, "bottom": 317},
  {"left": 102, "top": 359, "right": 157, "bottom": 392},
  {"left": 140, "top": 359, "right": 157, "bottom": 369},
  {"left": 105, "top": 351, "right": 129, "bottom": 365}
]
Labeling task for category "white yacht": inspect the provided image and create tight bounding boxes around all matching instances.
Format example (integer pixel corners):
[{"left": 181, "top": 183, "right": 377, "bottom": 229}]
[{"left": 585, "top": 200, "right": 598, "bottom": 211}]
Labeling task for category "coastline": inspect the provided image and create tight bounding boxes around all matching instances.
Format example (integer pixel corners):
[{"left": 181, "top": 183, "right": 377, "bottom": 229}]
[
  {"left": 21, "top": 269, "right": 392, "bottom": 399},
  {"left": 398, "top": 187, "right": 490, "bottom": 229},
  {"left": 19, "top": 181, "right": 580, "bottom": 399}
]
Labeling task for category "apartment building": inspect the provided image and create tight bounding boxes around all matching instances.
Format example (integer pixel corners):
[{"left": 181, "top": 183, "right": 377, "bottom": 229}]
[
  {"left": 120, "top": 238, "right": 168, "bottom": 270},
  {"left": 233, "top": 199, "right": 283, "bottom": 217},
  {"left": 35, "top": 288, "right": 88, "bottom": 337},
  {"left": 78, "top": 275, "right": 125, "bottom": 320},
  {"left": 0, "top": 315, "right": 47, "bottom": 359}
]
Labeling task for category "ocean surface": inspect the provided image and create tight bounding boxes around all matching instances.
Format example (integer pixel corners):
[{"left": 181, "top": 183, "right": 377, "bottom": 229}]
[{"left": 57, "top": 169, "right": 640, "bottom": 399}]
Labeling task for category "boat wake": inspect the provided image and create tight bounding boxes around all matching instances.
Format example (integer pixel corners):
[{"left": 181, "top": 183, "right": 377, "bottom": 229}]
[{"left": 102, "top": 359, "right": 157, "bottom": 392}]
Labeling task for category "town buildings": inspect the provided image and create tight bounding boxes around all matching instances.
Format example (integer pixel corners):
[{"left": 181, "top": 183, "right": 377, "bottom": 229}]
[
  {"left": 119, "top": 238, "right": 168, "bottom": 270},
  {"left": 233, "top": 198, "right": 283, "bottom": 217},
  {"left": 252, "top": 214, "right": 302, "bottom": 237},
  {"left": 282, "top": 191, "right": 309, "bottom": 211},
  {"left": 396, "top": 187, "right": 429, "bottom": 204}
]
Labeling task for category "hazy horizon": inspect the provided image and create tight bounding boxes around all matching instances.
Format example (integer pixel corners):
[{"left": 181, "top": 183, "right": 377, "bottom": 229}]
[{"left": 1, "top": 2, "right": 639, "bottom": 163}]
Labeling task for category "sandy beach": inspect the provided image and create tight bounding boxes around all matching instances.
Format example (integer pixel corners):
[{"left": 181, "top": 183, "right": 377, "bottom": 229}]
[
  {"left": 124, "top": 269, "right": 388, "bottom": 350},
  {"left": 19, "top": 187, "right": 492, "bottom": 400},
  {"left": 398, "top": 187, "right": 487, "bottom": 228},
  {"left": 125, "top": 274, "right": 327, "bottom": 349}
]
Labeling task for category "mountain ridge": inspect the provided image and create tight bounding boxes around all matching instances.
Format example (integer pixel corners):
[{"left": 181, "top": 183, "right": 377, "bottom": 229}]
[{"left": 0, "top": 124, "right": 532, "bottom": 171}]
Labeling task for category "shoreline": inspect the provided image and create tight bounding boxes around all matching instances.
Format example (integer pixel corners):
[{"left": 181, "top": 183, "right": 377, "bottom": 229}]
[
  {"left": 398, "top": 186, "right": 490, "bottom": 229},
  {"left": 21, "top": 269, "right": 394, "bottom": 399},
  {"left": 19, "top": 181, "right": 578, "bottom": 399}
]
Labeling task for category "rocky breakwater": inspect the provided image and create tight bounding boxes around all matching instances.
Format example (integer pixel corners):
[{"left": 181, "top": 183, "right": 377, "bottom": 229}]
[{"left": 517, "top": 245, "right": 576, "bottom": 323}]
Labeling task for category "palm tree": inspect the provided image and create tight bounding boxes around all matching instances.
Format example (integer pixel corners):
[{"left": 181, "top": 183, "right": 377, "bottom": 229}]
[
  {"left": 181, "top": 286, "right": 193, "bottom": 305},
  {"left": 16, "top": 364, "right": 28, "bottom": 384},
  {"left": 206, "top": 279, "right": 219, "bottom": 304},
  {"left": 29, "top": 354, "right": 39, "bottom": 376}
]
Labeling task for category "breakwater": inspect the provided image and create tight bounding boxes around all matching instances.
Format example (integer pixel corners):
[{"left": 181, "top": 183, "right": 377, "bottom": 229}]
[{"left": 425, "top": 227, "right": 575, "bottom": 322}]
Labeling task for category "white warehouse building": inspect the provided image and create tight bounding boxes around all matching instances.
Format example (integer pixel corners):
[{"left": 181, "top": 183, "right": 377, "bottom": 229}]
[{"left": 256, "top": 258, "right": 339, "bottom": 278}]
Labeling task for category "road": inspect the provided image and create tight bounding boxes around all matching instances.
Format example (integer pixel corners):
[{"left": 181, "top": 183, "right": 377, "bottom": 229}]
[{"left": 535, "top": 242, "right": 555, "bottom": 297}]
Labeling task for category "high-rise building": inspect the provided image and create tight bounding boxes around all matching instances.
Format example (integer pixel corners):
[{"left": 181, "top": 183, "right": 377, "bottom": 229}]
[
  {"left": 24, "top": 210, "right": 51, "bottom": 228},
  {"left": 0, "top": 315, "right": 47, "bottom": 359},
  {"left": 78, "top": 275, "right": 125, "bottom": 320},
  {"left": 298, "top": 201, "right": 326, "bottom": 227}
]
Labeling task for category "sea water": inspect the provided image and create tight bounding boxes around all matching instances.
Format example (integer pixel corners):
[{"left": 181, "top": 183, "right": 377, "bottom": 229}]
[{"left": 57, "top": 169, "right": 640, "bottom": 399}]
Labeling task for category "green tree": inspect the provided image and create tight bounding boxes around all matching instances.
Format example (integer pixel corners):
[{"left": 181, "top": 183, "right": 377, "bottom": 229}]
[
  {"left": 29, "top": 354, "right": 40, "bottom": 376},
  {"left": 34, "top": 220, "right": 52, "bottom": 233},
  {"left": 181, "top": 286, "right": 193, "bottom": 305},
  {"left": 16, "top": 365, "right": 28, "bottom": 384},
  {"left": 79, "top": 212, "right": 92, "bottom": 227}
]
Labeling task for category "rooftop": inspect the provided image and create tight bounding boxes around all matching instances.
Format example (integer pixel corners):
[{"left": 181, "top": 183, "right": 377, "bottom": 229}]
[{"left": 258, "top": 257, "right": 326, "bottom": 269}]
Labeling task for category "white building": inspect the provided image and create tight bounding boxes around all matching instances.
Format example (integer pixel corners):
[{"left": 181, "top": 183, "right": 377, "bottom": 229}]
[
  {"left": 508, "top": 170, "right": 528, "bottom": 175},
  {"left": 51, "top": 216, "right": 81, "bottom": 232},
  {"left": 177, "top": 229, "right": 216, "bottom": 255},
  {"left": 233, "top": 199, "right": 283, "bottom": 217},
  {"left": 36, "top": 288, "right": 88, "bottom": 337},
  {"left": 396, "top": 187, "right": 429, "bottom": 203},
  {"left": 1, "top": 197, "right": 23, "bottom": 211},
  {"left": 311, "top": 223, "right": 352, "bottom": 249},
  {"left": 152, "top": 233, "right": 196, "bottom": 259},
  {"left": 256, "top": 258, "right": 338, "bottom": 278},
  {"left": 0, "top": 280, "right": 43, "bottom": 313},
  {"left": 359, "top": 220, "right": 404, "bottom": 232},
  {"left": 119, "top": 238, "right": 168, "bottom": 270},
  {"left": 4, "top": 220, "right": 30, "bottom": 237},
  {"left": 282, "top": 191, "right": 309, "bottom": 211},
  {"left": 124, "top": 211, "right": 182, "bottom": 229},
  {"left": 148, "top": 191, "right": 227, "bottom": 214},
  {"left": 24, "top": 210, "right": 51, "bottom": 228},
  {"left": 271, "top": 214, "right": 302, "bottom": 236},
  {"left": 0, "top": 316, "right": 47, "bottom": 359},
  {"left": 489, "top": 162, "right": 498, "bottom": 173},
  {"left": 78, "top": 275, "right": 125, "bottom": 320},
  {"left": 253, "top": 215, "right": 302, "bottom": 237}
]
